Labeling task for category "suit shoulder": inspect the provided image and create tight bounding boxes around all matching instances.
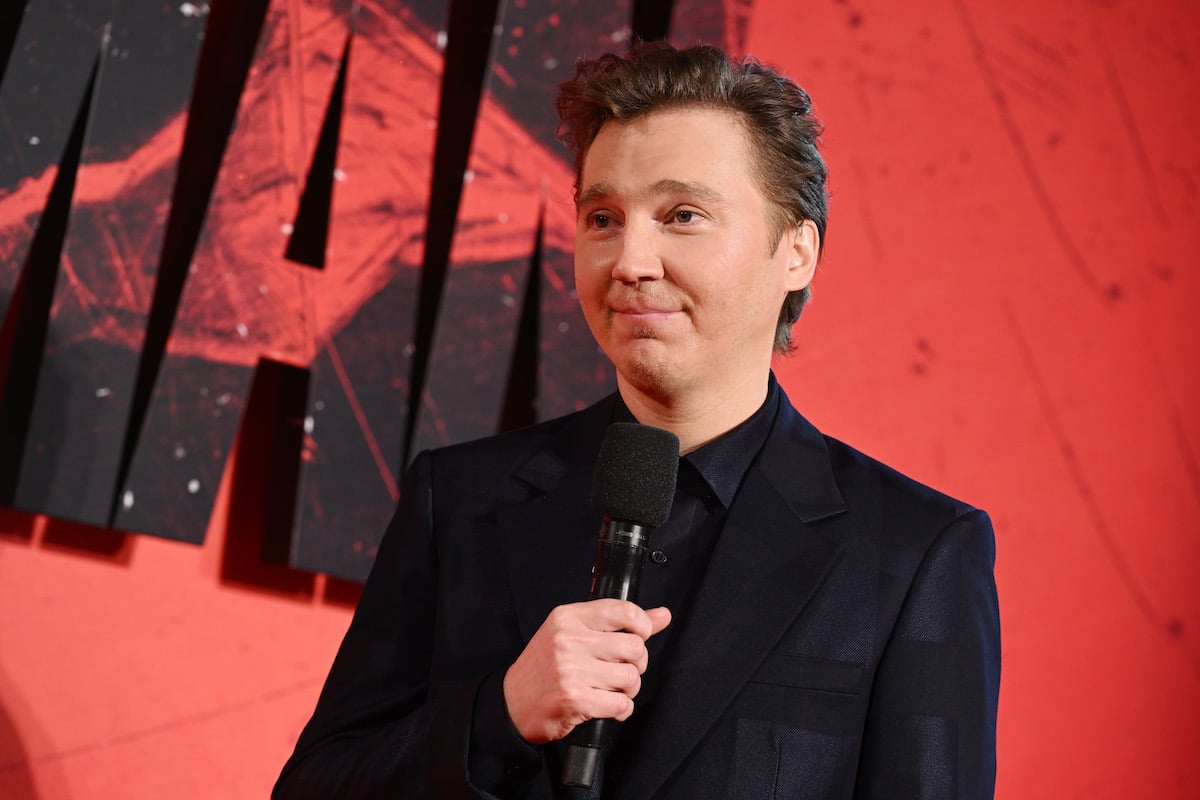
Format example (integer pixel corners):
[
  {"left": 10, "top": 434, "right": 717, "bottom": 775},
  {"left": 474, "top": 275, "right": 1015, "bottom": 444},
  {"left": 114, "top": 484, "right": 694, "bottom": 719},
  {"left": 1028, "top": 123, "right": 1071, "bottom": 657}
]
[
  {"left": 419, "top": 397, "right": 612, "bottom": 478},
  {"left": 821, "top": 433, "right": 988, "bottom": 537}
]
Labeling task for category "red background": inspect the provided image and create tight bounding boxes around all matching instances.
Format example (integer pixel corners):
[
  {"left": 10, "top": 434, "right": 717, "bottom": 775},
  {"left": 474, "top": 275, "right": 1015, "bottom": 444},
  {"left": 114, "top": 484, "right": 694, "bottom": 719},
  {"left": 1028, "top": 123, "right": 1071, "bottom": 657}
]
[{"left": 2, "top": 0, "right": 1198, "bottom": 797}]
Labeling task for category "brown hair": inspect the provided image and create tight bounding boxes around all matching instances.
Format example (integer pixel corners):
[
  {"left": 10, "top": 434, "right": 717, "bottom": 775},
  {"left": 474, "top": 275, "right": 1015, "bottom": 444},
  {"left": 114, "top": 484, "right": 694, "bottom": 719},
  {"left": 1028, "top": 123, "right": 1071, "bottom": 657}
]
[{"left": 556, "top": 41, "right": 828, "bottom": 352}]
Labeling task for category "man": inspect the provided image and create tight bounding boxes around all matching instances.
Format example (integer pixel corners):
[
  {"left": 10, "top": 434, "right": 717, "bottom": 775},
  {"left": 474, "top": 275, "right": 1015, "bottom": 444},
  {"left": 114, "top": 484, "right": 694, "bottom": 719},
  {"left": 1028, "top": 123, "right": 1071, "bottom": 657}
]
[{"left": 273, "top": 42, "right": 1000, "bottom": 798}]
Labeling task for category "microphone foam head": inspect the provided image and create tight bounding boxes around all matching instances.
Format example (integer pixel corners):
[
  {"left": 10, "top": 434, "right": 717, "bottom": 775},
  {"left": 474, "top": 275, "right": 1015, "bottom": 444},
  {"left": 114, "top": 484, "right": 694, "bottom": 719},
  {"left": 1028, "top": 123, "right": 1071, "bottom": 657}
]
[{"left": 591, "top": 423, "right": 679, "bottom": 527}]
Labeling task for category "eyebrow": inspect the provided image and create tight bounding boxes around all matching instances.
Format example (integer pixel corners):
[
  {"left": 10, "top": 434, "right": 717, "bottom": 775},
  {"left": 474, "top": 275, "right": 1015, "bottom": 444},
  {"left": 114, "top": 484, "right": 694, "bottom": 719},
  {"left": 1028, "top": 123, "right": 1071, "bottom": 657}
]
[{"left": 575, "top": 179, "right": 726, "bottom": 208}]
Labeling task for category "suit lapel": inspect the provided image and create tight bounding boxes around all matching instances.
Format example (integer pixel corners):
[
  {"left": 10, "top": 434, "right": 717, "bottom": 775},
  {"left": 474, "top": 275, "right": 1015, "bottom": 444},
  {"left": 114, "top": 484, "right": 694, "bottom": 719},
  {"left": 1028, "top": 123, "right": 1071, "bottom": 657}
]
[
  {"left": 496, "top": 398, "right": 615, "bottom": 642},
  {"left": 620, "top": 398, "right": 848, "bottom": 798}
]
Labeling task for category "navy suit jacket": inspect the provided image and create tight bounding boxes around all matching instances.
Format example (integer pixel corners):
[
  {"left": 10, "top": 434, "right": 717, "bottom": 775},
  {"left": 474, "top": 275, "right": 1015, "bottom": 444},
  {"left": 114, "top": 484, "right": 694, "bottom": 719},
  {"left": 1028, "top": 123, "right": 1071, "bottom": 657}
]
[{"left": 273, "top": 390, "right": 1000, "bottom": 798}]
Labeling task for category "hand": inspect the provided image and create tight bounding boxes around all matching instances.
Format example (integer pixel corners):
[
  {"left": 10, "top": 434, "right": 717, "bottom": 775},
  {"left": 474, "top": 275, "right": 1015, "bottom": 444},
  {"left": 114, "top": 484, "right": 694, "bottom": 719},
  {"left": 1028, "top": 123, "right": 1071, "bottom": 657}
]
[{"left": 502, "top": 599, "right": 671, "bottom": 744}]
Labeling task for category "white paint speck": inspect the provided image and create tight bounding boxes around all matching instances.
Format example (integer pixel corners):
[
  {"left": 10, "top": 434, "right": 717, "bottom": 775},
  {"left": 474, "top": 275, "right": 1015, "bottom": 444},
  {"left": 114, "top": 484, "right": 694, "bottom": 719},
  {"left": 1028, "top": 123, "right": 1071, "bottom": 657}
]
[
  {"left": 314, "top": 400, "right": 325, "bottom": 411},
  {"left": 543, "top": 58, "right": 558, "bottom": 70},
  {"left": 258, "top": 284, "right": 269, "bottom": 295},
  {"left": 174, "top": 445, "right": 186, "bottom": 459},
  {"left": 463, "top": 169, "right": 475, "bottom": 183},
  {"left": 122, "top": 490, "right": 134, "bottom": 509},
  {"left": 216, "top": 392, "right": 231, "bottom": 406},
  {"left": 333, "top": 168, "right": 346, "bottom": 182},
  {"left": 235, "top": 323, "right": 249, "bottom": 338},
  {"left": 304, "top": 415, "right": 314, "bottom": 434},
  {"left": 403, "top": 343, "right": 416, "bottom": 357},
  {"left": 558, "top": 321, "right": 569, "bottom": 333},
  {"left": 436, "top": 30, "right": 447, "bottom": 50},
  {"left": 28, "top": 135, "right": 40, "bottom": 145},
  {"left": 498, "top": 212, "right": 509, "bottom": 223},
  {"left": 179, "top": 3, "right": 209, "bottom": 18},
  {"left": 281, "top": 223, "right": 294, "bottom": 235},
  {"left": 501, "top": 295, "right": 515, "bottom": 307},
  {"left": 95, "top": 387, "right": 111, "bottom": 398},
  {"left": 187, "top": 479, "right": 200, "bottom": 493}
]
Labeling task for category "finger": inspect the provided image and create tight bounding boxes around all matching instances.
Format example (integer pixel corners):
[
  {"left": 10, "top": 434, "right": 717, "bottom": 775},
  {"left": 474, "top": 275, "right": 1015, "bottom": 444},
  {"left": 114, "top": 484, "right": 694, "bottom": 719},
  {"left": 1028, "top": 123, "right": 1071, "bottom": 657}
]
[
  {"left": 550, "top": 666, "right": 640, "bottom": 726},
  {"left": 600, "top": 661, "right": 642, "bottom": 697},
  {"left": 572, "top": 671, "right": 641, "bottom": 711},
  {"left": 580, "top": 630, "right": 651, "bottom": 674},
  {"left": 583, "top": 599, "right": 656, "bottom": 638},
  {"left": 645, "top": 606, "right": 672, "bottom": 636},
  {"left": 588, "top": 688, "right": 635, "bottom": 723}
]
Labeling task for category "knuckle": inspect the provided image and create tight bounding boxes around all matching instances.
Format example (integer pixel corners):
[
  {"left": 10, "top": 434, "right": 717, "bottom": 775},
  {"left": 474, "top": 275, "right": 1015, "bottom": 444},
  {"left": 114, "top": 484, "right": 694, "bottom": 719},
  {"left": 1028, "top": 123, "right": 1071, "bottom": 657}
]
[
  {"left": 624, "top": 635, "right": 648, "bottom": 663},
  {"left": 626, "top": 666, "right": 642, "bottom": 695},
  {"left": 547, "top": 604, "right": 574, "bottom": 627},
  {"left": 615, "top": 696, "right": 635, "bottom": 720},
  {"left": 618, "top": 602, "right": 643, "bottom": 628},
  {"left": 550, "top": 627, "right": 571, "bottom": 650},
  {"left": 557, "top": 684, "right": 584, "bottom": 715}
]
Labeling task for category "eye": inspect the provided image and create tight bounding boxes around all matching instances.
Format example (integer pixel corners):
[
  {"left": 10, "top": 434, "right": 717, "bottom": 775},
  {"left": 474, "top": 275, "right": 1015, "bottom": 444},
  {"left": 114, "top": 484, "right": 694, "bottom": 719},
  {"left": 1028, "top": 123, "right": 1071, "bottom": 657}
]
[
  {"left": 671, "top": 208, "right": 700, "bottom": 224},
  {"left": 589, "top": 213, "right": 612, "bottom": 229}
]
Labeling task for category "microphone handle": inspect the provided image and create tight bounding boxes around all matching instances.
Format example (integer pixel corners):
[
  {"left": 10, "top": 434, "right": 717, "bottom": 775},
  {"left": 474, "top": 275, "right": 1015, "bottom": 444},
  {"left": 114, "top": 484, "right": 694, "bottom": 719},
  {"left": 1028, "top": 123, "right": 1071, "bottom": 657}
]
[{"left": 561, "top": 520, "right": 650, "bottom": 789}]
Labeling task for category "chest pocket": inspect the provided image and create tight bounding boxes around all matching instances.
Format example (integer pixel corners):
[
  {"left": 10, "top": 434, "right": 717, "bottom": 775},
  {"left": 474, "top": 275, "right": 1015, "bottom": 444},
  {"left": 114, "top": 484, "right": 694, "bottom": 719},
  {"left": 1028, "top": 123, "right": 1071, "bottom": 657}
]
[
  {"left": 738, "top": 652, "right": 866, "bottom": 730},
  {"left": 728, "top": 654, "right": 866, "bottom": 799}
]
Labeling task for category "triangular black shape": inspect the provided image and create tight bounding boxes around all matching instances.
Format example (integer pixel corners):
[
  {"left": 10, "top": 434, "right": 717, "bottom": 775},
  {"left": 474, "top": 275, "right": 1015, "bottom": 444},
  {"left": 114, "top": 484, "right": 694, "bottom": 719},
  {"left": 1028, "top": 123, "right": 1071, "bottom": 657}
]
[
  {"left": 403, "top": 0, "right": 502, "bottom": 464},
  {"left": 0, "top": 54, "right": 98, "bottom": 504},
  {"left": 0, "top": 0, "right": 26, "bottom": 88},
  {"left": 499, "top": 202, "right": 544, "bottom": 433},
  {"left": 284, "top": 32, "right": 353, "bottom": 270},
  {"left": 109, "top": 0, "right": 271, "bottom": 525}
]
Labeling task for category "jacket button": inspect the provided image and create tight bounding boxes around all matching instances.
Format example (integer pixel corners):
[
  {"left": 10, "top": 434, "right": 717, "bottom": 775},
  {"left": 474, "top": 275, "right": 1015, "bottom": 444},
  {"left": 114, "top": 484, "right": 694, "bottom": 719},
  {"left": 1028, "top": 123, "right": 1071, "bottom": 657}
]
[{"left": 650, "top": 549, "right": 668, "bottom": 565}]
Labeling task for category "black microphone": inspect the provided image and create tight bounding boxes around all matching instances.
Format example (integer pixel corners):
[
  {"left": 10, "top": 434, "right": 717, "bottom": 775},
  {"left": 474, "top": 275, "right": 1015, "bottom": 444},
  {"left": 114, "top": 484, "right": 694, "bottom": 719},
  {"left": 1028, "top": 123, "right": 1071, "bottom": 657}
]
[{"left": 561, "top": 422, "right": 679, "bottom": 789}]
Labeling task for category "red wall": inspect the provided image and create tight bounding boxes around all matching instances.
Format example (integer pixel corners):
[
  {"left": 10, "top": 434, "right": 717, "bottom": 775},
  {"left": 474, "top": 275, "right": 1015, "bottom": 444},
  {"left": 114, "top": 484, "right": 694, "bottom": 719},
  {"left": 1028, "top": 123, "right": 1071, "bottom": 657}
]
[{"left": 2, "top": 0, "right": 1198, "bottom": 797}]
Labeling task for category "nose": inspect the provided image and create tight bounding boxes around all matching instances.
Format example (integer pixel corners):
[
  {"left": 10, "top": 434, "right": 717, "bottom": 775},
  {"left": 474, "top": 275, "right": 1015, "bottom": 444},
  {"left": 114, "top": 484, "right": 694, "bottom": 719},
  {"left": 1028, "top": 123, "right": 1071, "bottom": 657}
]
[{"left": 610, "top": 220, "right": 663, "bottom": 283}]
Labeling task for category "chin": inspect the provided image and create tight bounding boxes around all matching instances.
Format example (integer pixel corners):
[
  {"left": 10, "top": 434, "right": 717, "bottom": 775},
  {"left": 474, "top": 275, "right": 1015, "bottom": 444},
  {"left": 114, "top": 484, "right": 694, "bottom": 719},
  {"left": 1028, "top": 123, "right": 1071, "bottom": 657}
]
[{"left": 617, "top": 352, "right": 683, "bottom": 402}]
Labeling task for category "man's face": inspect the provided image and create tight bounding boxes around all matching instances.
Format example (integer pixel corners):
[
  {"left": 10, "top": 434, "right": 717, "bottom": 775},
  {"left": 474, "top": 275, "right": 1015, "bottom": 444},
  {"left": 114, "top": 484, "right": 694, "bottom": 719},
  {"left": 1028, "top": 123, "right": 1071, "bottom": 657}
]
[{"left": 574, "top": 106, "right": 816, "bottom": 404}]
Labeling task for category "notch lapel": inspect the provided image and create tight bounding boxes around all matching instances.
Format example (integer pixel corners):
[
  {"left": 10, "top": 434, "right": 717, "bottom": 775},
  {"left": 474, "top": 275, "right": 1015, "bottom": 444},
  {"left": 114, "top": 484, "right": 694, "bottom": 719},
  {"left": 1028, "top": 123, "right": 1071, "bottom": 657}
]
[{"left": 495, "top": 399, "right": 616, "bottom": 642}]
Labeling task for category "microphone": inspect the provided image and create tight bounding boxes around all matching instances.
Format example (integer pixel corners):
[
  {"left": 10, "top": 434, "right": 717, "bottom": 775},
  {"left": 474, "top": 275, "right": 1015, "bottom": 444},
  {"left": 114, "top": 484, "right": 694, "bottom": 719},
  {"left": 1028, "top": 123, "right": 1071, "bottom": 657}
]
[{"left": 561, "top": 422, "right": 679, "bottom": 789}]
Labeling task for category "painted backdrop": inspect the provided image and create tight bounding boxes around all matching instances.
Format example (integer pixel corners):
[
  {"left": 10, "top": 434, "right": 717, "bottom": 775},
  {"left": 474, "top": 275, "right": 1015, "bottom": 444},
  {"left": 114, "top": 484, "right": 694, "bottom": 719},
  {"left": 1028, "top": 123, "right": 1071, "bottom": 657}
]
[{"left": 1, "top": 0, "right": 1197, "bottom": 797}]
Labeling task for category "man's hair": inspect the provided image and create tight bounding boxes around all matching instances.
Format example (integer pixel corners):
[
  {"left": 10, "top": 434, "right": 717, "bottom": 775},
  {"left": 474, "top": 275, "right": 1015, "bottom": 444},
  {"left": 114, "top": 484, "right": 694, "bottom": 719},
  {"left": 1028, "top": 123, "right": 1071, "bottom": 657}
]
[{"left": 556, "top": 41, "right": 828, "bottom": 352}]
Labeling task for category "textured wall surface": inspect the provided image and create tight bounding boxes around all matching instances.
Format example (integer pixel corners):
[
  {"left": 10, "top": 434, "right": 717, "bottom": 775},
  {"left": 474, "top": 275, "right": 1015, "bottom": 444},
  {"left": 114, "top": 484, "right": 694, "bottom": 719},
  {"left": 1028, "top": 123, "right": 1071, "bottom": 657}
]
[{"left": 1, "top": 0, "right": 1197, "bottom": 797}]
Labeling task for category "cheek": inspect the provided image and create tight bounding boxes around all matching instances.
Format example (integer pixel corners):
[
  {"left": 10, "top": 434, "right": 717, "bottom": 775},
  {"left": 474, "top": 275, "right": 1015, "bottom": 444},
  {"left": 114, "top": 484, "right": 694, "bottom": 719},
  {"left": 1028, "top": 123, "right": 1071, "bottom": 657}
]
[
  {"left": 702, "top": 266, "right": 784, "bottom": 333},
  {"left": 574, "top": 240, "right": 609, "bottom": 282},
  {"left": 573, "top": 253, "right": 597, "bottom": 295},
  {"left": 573, "top": 265, "right": 608, "bottom": 331},
  {"left": 574, "top": 273, "right": 604, "bottom": 316}
]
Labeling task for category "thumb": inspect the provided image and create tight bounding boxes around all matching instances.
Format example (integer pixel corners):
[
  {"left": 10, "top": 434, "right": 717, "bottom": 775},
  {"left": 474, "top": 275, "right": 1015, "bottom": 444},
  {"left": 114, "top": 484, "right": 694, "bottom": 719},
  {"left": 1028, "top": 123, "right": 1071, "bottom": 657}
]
[{"left": 645, "top": 606, "right": 672, "bottom": 636}]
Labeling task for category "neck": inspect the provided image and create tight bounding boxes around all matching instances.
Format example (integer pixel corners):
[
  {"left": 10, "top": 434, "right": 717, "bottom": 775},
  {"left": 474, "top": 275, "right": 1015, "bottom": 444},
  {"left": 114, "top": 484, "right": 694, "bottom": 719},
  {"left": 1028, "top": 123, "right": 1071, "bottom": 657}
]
[{"left": 616, "top": 371, "right": 771, "bottom": 454}]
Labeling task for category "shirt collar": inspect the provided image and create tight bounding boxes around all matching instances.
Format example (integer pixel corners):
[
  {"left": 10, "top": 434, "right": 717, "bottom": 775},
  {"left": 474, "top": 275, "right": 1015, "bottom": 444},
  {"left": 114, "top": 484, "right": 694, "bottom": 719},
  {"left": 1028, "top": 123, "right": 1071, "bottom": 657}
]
[{"left": 613, "top": 372, "right": 781, "bottom": 509}]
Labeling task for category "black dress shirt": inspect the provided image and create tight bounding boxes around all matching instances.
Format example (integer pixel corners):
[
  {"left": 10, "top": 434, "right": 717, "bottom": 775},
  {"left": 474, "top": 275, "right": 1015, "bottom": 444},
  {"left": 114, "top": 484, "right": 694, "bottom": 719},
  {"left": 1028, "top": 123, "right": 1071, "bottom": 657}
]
[{"left": 603, "top": 377, "right": 780, "bottom": 790}]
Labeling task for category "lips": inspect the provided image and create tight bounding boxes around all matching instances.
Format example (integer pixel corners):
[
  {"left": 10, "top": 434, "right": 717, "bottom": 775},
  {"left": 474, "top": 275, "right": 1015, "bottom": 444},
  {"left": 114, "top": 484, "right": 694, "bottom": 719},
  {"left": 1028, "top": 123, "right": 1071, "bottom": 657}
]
[
  {"left": 611, "top": 305, "right": 678, "bottom": 315},
  {"left": 607, "top": 293, "right": 681, "bottom": 316}
]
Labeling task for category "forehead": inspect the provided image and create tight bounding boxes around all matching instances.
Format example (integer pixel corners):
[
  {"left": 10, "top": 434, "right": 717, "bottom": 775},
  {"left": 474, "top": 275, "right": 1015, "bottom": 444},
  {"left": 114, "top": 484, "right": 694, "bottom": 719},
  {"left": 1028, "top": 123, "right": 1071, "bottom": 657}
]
[{"left": 577, "top": 107, "right": 760, "bottom": 200}]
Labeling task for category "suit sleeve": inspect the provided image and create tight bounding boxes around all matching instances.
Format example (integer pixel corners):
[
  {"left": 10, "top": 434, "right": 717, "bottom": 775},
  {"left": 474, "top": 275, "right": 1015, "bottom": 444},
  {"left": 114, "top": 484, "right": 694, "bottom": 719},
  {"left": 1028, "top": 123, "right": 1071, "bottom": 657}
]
[
  {"left": 855, "top": 508, "right": 1001, "bottom": 799},
  {"left": 271, "top": 451, "right": 540, "bottom": 799}
]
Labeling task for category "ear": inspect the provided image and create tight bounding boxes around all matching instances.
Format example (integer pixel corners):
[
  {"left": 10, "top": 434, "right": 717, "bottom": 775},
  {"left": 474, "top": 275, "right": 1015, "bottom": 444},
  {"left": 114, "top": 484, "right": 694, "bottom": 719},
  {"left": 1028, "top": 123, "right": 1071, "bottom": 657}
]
[{"left": 782, "top": 219, "right": 820, "bottom": 292}]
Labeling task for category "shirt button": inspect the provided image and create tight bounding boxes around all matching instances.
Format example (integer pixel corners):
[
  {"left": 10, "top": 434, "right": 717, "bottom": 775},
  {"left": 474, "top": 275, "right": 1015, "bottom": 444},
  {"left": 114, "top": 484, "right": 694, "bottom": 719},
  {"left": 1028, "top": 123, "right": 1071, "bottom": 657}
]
[{"left": 650, "top": 549, "right": 668, "bottom": 565}]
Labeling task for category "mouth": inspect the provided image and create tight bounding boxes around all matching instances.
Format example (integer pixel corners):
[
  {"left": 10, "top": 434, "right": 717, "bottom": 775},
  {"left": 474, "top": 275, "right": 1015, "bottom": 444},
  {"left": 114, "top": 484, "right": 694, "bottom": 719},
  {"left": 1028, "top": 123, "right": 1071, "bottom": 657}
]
[
  {"left": 612, "top": 307, "right": 678, "bottom": 317},
  {"left": 608, "top": 297, "right": 681, "bottom": 315},
  {"left": 604, "top": 290, "right": 685, "bottom": 329},
  {"left": 610, "top": 308, "right": 681, "bottom": 332}
]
